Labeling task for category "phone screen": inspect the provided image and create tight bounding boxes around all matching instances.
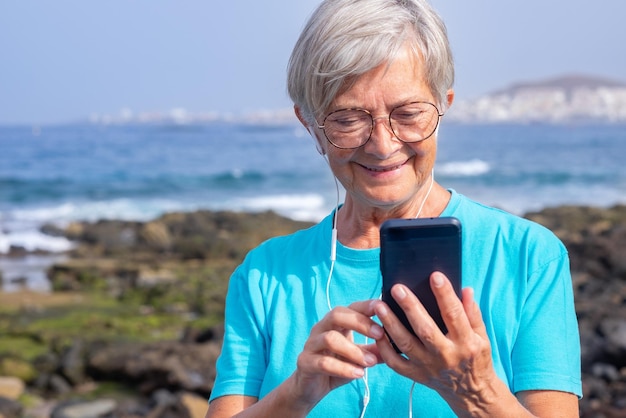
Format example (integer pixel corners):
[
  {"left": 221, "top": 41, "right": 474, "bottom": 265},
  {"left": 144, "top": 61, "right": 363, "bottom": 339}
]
[{"left": 380, "top": 217, "right": 462, "bottom": 340}]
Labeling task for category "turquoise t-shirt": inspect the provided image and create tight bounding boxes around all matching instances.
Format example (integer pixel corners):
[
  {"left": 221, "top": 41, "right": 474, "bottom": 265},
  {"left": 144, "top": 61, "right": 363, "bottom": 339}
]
[{"left": 210, "top": 190, "right": 582, "bottom": 416}]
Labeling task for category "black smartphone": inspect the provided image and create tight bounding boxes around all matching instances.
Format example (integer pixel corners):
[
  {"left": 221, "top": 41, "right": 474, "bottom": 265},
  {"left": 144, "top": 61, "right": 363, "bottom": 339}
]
[{"left": 380, "top": 217, "right": 462, "bottom": 345}]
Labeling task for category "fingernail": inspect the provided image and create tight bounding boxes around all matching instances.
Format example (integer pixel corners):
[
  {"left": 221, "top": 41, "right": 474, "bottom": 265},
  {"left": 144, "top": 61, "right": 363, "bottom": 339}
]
[
  {"left": 375, "top": 303, "right": 389, "bottom": 317},
  {"left": 364, "top": 353, "right": 377, "bottom": 366},
  {"left": 370, "top": 324, "right": 384, "bottom": 339},
  {"left": 395, "top": 285, "right": 407, "bottom": 300},
  {"left": 353, "top": 367, "right": 365, "bottom": 377},
  {"left": 433, "top": 273, "right": 445, "bottom": 288}
]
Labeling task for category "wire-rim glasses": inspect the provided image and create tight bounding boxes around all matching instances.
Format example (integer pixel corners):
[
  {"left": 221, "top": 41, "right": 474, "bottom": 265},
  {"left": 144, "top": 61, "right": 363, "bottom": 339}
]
[{"left": 317, "top": 101, "right": 443, "bottom": 150}]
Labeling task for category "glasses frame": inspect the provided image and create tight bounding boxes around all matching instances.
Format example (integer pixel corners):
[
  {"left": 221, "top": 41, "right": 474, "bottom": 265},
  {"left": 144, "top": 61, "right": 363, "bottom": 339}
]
[{"left": 317, "top": 101, "right": 443, "bottom": 150}]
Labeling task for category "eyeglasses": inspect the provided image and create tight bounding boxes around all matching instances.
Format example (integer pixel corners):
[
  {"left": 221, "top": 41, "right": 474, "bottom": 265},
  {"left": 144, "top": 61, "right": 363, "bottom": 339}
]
[{"left": 317, "top": 101, "right": 443, "bottom": 149}]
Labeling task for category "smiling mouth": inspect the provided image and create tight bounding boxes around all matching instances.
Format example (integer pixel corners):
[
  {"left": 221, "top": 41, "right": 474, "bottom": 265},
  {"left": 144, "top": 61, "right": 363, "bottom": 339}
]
[{"left": 361, "top": 161, "right": 407, "bottom": 172}]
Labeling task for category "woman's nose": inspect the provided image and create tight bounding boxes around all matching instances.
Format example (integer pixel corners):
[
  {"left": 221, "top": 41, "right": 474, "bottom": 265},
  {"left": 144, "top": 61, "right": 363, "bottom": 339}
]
[
  {"left": 372, "top": 116, "right": 394, "bottom": 134},
  {"left": 364, "top": 116, "right": 402, "bottom": 156}
]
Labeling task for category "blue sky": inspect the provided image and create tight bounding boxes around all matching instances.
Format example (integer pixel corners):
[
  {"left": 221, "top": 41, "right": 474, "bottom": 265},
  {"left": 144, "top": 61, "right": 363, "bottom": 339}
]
[{"left": 1, "top": 0, "right": 625, "bottom": 125}]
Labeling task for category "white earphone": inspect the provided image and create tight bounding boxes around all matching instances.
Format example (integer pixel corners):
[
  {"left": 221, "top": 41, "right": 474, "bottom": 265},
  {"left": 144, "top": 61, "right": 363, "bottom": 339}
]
[
  {"left": 310, "top": 124, "right": 436, "bottom": 418},
  {"left": 307, "top": 127, "right": 325, "bottom": 155}
]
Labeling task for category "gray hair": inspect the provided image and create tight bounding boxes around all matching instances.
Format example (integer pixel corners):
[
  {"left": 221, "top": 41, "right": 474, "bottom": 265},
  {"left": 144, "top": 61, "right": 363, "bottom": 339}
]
[{"left": 287, "top": 0, "right": 454, "bottom": 125}]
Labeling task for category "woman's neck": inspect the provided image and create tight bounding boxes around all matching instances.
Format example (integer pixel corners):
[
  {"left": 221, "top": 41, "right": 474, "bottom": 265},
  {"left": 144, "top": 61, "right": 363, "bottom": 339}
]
[{"left": 335, "top": 184, "right": 451, "bottom": 249}]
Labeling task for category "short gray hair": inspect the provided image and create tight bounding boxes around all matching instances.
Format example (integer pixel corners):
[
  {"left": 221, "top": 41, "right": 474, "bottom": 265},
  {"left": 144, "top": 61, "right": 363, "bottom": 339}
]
[{"left": 287, "top": 0, "right": 454, "bottom": 125}]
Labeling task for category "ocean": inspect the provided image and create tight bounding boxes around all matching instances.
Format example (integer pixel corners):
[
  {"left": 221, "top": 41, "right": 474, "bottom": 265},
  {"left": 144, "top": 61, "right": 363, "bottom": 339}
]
[{"left": 1, "top": 121, "right": 625, "bottom": 289}]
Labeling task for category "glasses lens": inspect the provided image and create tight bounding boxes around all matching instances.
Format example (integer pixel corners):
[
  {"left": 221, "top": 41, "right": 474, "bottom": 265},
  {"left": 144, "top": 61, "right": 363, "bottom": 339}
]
[
  {"left": 323, "top": 109, "right": 372, "bottom": 149},
  {"left": 390, "top": 102, "right": 439, "bottom": 143}
]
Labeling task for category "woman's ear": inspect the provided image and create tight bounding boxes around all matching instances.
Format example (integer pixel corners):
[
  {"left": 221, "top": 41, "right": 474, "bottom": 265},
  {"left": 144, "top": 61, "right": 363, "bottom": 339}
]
[
  {"left": 446, "top": 89, "right": 455, "bottom": 108},
  {"left": 294, "top": 105, "right": 325, "bottom": 155}
]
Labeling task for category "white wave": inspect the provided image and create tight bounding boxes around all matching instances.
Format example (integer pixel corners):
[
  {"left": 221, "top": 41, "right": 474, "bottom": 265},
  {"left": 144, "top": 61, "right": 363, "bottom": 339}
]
[
  {"left": 230, "top": 194, "right": 329, "bottom": 221},
  {"left": 0, "top": 193, "right": 332, "bottom": 256},
  {"left": 437, "top": 159, "right": 490, "bottom": 177},
  {"left": 0, "top": 229, "right": 74, "bottom": 254},
  {"left": 0, "top": 232, "right": 9, "bottom": 254},
  {"left": 1, "top": 199, "right": 187, "bottom": 254},
  {"left": 10, "top": 202, "right": 77, "bottom": 223},
  {"left": 65, "top": 199, "right": 186, "bottom": 222},
  {"left": 8, "top": 198, "right": 186, "bottom": 226}
]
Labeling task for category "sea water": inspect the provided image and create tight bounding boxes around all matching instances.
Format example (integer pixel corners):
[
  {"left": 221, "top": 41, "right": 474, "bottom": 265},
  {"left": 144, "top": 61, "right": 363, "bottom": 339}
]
[{"left": 1, "top": 121, "right": 625, "bottom": 288}]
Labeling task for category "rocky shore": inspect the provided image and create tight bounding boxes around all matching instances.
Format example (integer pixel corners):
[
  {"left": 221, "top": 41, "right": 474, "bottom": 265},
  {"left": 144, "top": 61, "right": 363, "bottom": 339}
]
[
  {"left": 1, "top": 206, "right": 625, "bottom": 417},
  {"left": 525, "top": 205, "right": 626, "bottom": 416}
]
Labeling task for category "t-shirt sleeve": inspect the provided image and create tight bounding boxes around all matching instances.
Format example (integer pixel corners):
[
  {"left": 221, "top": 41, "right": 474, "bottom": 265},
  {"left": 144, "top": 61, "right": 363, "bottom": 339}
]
[
  {"left": 209, "top": 260, "right": 269, "bottom": 401},
  {"left": 511, "top": 244, "right": 582, "bottom": 397}
]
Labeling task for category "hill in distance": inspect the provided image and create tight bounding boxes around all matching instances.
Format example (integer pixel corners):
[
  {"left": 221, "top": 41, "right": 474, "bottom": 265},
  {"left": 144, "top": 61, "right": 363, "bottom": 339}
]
[{"left": 449, "top": 74, "right": 626, "bottom": 124}]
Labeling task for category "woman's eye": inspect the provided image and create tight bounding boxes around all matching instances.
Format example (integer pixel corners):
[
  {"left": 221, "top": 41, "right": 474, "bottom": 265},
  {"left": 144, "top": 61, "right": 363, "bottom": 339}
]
[
  {"left": 336, "top": 117, "right": 360, "bottom": 126},
  {"left": 395, "top": 111, "right": 422, "bottom": 120},
  {"left": 331, "top": 113, "right": 368, "bottom": 127}
]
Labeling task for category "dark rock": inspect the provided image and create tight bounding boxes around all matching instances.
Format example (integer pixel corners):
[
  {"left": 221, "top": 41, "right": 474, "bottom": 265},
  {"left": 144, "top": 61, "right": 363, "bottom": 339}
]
[
  {"left": 33, "top": 352, "right": 61, "bottom": 375},
  {"left": 107, "top": 397, "right": 151, "bottom": 417},
  {"left": 50, "top": 398, "right": 117, "bottom": 418},
  {"left": 591, "top": 363, "right": 621, "bottom": 382},
  {"left": 152, "top": 388, "right": 178, "bottom": 406},
  {"left": 48, "top": 374, "right": 73, "bottom": 396},
  {"left": 41, "top": 223, "right": 68, "bottom": 238},
  {"left": 600, "top": 318, "right": 626, "bottom": 366},
  {"left": 87, "top": 341, "right": 221, "bottom": 396},
  {"left": 140, "top": 221, "right": 173, "bottom": 252},
  {"left": 60, "top": 339, "right": 88, "bottom": 385},
  {"left": 62, "top": 210, "right": 313, "bottom": 261},
  {"left": 48, "top": 260, "right": 140, "bottom": 292},
  {"left": 526, "top": 205, "right": 626, "bottom": 416},
  {"left": 147, "top": 403, "right": 191, "bottom": 418},
  {"left": 78, "top": 220, "right": 140, "bottom": 253},
  {"left": 7, "top": 245, "right": 29, "bottom": 257},
  {"left": 8, "top": 276, "right": 27, "bottom": 287},
  {"left": 0, "top": 396, "right": 23, "bottom": 418},
  {"left": 180, "top": 325, "right": 224, "bottom": 344}
]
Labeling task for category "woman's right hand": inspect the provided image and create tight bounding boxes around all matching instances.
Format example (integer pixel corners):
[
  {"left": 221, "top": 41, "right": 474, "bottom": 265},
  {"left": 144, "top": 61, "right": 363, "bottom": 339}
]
[
  {"left": 291, "top": 299, "right": 385, "bottom": 408},
  {"left": 206, "top": 300, "right": 385, "bottom": 418}
]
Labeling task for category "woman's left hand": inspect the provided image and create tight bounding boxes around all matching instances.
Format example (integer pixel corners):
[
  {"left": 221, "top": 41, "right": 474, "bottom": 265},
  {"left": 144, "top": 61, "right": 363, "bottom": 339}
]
[{"left": 372, "top": 272, "right": 506, "bottom": 415}]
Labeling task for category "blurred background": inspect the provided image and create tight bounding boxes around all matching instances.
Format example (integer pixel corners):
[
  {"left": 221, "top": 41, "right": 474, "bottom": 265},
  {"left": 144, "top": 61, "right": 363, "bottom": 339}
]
[
  {"left": 0, "top": 1, "right": 625, "bottom": 417},
  {"left": 1, "top": 0, "right": 625, "bottom": 125}
]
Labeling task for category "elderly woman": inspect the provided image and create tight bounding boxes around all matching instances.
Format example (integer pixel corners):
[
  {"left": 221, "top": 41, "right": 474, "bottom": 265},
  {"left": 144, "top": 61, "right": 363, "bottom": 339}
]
[{"left": 206, "top": 0, "right": 581, "bottom": 416}]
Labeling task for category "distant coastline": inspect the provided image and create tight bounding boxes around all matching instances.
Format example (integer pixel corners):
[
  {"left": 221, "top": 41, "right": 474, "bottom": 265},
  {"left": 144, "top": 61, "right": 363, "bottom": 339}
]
[
  {"left": 65, "top": 74, "right": 626, "bottom": 127},
  {"left": 448, "top": 74, "right": 626, "bottom": 124}
]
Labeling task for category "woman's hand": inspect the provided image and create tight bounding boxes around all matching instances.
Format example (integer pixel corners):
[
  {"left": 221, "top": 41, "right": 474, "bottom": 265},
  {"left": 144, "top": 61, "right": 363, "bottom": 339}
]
[
  {"left": 207, "top": 300, "right": 385, "bottom": 418},
  {"left": 372, "top": 272, "right": 515, "bottom": 416},
  {"left": 292, "top": 300, "right": 385, "bottom": 408}
]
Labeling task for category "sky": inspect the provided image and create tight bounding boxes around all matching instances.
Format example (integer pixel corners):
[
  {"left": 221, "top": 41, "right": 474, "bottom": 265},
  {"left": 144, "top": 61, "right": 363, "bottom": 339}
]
[{"left": 1, "top": 0, "right": 625, "bottom": 125}]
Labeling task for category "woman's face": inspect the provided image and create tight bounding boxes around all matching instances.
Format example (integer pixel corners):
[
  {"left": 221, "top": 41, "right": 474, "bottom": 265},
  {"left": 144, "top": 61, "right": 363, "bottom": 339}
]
[{"left": 315, "top": 47, "right": 445, "bottom": 211}]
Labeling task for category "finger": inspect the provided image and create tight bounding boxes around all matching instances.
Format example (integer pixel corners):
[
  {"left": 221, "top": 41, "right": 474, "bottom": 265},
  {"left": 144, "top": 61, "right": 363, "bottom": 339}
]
[
  {"left": 392, "top": 283, "right": 446, "bottom": 348},
  {"left": 348, "top": 299, "right": 379, "bottom": 316},
  {"left": 371, "top": 301, "right": 414, "bottom": 368},
  {"left": 462, "top": 287, "right": 487, "bottom": 336},
  {"left": 361, "top": 342, "right": 384, "bottom": 364},
  {"left": 348, "top": 299, "right": 386, "bottom": 339},
  {"left": 316, "top": 302, "right": 384, "bottom": 341},
  {"left": 297, "top": 349, "right": 367, "bottom": 379},
  {"left": 306, "top": 327, "right": 379, "bottom": 368},
  {"left": 431, "top": 272, "right": 472, "bottom": 339},
  {"left": 373, "top": 295, "right": 430, "bottom": 355}
]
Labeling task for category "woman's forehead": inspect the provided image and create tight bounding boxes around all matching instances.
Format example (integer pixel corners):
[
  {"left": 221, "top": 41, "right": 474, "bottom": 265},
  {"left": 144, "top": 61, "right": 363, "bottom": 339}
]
[{"left": 326, "top": 49, "right": 432, "bottom": 112}]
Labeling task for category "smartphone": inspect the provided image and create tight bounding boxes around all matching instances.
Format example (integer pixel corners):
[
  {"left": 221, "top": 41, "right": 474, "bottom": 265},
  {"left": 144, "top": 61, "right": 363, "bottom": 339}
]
[{"left": 380, "top": 217, "right": 462, "bottom": 345}]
